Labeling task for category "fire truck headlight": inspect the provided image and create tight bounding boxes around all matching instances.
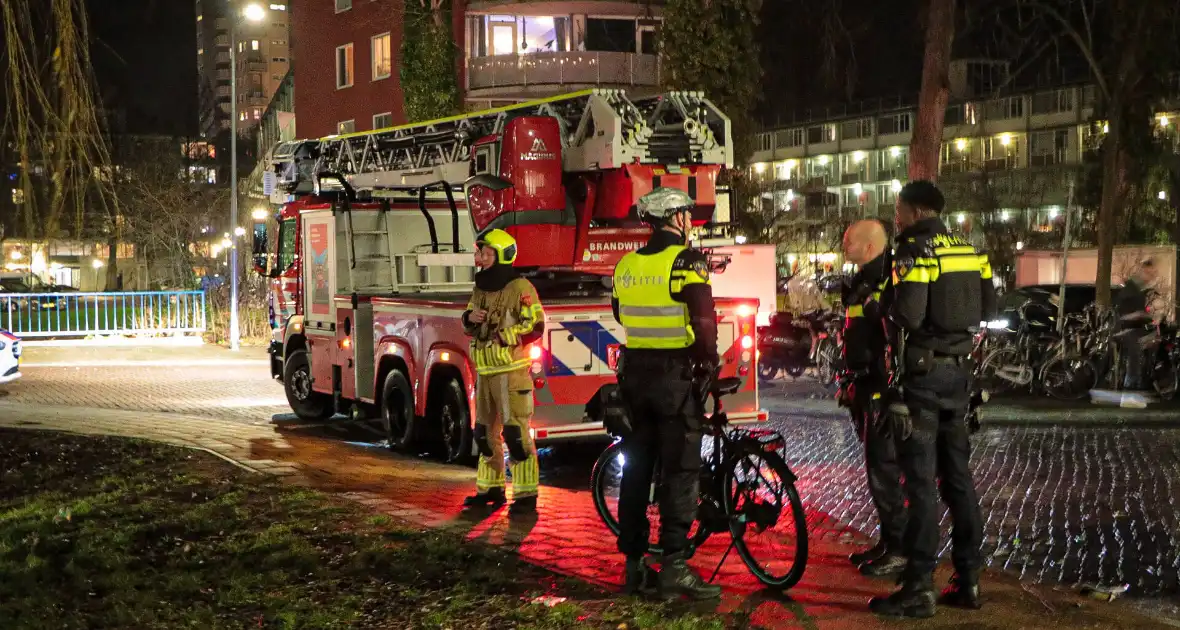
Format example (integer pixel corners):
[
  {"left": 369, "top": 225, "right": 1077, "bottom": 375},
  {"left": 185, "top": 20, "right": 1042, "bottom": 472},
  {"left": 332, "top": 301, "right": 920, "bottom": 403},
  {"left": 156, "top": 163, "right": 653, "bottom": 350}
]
[
  {"left": 529, "top": 345, "right": 543, "bottom": 360},
  {"left": 737, "top": 304, "right": 753, "bottom": 318},
  {"left": 740, "top": 335, "right": 753, "bottom": 350},
  {"left": 441, "top": 351, "right": 451, "bottom": 362},
  {"left": 741, "top": 350, "right": 752, "bottom": 364}
]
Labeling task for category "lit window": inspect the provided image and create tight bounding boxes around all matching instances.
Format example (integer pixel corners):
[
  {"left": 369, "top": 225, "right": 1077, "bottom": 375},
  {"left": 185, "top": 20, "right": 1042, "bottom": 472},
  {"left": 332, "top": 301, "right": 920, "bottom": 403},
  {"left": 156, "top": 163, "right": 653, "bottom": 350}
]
[
  {"left": 336, "top": 43, "right": 354, "bottom": 89},
  {"left": 373, "top": 112, "right": 393, "bottom": 129},
  {"left": 254, "top": 108, "right": 261, "bottom": 120},
  {"left": 197, "top": 14, "right": 203, "bottom": 21},
  {"left": 338, "top": 120, "right": 355, "bottom": 134},
  {"left": 269, "top": 3, "right": 286, "bottom": 10},
  {"left": 197, "top": 48, "right": 204, "bottom": 55},
  {"left": 251, "top": 40, "right": 260, "bottom": 51},
  {"left": 372, "top": 33, "right": 392, "bottom": 80},
  {"left": 335, "top": 0, "right": 351, "bottom": 12}
]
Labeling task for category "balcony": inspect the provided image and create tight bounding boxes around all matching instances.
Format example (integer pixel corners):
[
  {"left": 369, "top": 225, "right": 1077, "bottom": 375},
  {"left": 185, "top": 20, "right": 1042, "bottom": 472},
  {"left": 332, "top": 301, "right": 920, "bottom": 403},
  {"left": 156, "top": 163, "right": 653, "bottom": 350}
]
[{"left": 467, "top": 51, "right": 659, "bottom": 97}]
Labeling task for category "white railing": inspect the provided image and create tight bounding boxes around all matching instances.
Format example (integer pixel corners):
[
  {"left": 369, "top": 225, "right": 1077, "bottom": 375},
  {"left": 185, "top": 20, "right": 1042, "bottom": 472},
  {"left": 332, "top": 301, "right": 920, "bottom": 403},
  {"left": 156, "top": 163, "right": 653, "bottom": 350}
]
[{"left": 0, "top": 291, "right": 207, "bottom": 338}]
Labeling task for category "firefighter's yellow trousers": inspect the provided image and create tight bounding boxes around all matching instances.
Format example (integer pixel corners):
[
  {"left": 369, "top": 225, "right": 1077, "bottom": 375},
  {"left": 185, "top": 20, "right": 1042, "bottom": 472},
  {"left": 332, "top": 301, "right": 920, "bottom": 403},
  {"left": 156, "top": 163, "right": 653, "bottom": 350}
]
[{"left": 474, "top": 370, "right": 539, "bottom": 498}]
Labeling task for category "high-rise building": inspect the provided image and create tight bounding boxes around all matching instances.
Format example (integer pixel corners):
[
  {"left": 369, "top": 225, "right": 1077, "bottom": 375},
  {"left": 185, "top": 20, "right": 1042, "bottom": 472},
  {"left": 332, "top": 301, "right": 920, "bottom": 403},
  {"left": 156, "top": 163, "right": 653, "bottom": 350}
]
[{"left": 196, "top": 0, "right": 292, "bottom": 138}]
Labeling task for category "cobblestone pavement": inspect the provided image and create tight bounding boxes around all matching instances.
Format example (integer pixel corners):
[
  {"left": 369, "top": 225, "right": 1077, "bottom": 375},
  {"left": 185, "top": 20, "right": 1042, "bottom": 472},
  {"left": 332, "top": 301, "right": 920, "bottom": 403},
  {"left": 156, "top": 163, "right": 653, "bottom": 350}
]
[
  {"left": 1, "top": 402, "right": 1169, "bottom": 629},
  {"left": 765, "top": 397, "right": 1180, "bottom": 598},
  {"left": 8, "top": 347, "right": 1180, "bottom": 602}
]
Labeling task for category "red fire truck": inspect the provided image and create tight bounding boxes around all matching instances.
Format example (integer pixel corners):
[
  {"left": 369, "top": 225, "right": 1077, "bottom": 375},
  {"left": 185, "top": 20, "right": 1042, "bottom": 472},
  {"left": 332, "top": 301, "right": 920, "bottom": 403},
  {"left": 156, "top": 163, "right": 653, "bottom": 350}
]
[{"left": 251, "top": 89, "right": 767, "bottom": 462}]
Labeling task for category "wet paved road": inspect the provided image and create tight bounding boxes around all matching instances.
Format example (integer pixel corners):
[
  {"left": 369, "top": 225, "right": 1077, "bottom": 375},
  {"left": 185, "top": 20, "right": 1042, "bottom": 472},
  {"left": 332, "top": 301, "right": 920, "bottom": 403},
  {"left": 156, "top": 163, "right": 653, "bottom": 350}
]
[{"left": 6, "top": 354, "right": 1180, "bottom": 597}]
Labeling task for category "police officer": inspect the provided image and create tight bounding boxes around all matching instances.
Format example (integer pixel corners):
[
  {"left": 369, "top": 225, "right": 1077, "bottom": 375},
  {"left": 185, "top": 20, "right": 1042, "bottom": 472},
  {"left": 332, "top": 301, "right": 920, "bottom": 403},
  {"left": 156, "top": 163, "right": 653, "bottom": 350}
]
[
  {"left": 461, "top": 228, "right": 545, "bottom": 516},
  {"left": 840, "top": 220, "right": 907, "bottom": 578},
  {"left": 612, "top": 187, "right": 721, "bottom": 600},
  {"left": 869, "top": 180, "right": 996, "bottom": 618}
]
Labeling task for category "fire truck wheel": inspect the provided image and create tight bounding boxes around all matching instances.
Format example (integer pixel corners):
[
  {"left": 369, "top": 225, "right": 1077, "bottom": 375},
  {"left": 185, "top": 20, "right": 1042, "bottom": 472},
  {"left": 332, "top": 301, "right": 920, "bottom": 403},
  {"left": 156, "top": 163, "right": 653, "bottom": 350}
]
[
  {"left": 435, "top": 378, "right": 472, "bottom": 465},
  {"left": 283, "top": 350, "right": 332, "bottom": 421},
  {"left": 381, "top": 369, "right": 417, "bottom": 451}
]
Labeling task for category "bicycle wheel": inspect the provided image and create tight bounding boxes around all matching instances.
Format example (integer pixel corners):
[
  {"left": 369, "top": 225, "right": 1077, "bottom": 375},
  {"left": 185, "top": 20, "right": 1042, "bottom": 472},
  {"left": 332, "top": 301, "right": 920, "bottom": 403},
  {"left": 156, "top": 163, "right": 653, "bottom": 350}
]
[
  {"left": 1040, "top": 354, "right": 1096, "bottom": 400},
  {"left": 979, "top": 346, "right": 1020, "bottom": 395},
  {"left": 722, "top": 441, "right": 808, "bottom": 589},
  {"left": 1152, "top": 357, "right": 1179, "bottom": 401},
  {"left": 590, "top": 440, "right": 663, "bottom": 555}
]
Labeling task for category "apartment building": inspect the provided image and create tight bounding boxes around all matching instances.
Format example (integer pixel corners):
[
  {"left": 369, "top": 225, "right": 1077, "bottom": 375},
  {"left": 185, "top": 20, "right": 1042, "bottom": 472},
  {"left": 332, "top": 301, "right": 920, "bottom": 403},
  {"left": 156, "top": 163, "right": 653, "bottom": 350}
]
[
  {"left": 748, "top": 82, "right": 1179, "bottom": 240},
  {"left": 196, "top": 0, "right": 292, "bottom": 138},
  {"left": 290, "top": 0, "right": 663, "bottom": 139}
]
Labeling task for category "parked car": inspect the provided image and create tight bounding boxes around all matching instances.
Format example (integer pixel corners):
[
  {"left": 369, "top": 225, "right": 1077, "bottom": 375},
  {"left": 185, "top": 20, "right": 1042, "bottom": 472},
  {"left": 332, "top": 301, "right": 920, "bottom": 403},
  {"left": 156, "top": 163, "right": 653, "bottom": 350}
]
[
  {"left": 0, "top": 329, "right": 21, "bottom": 385},
  {"left": 992, "top": 284, "right": 1113, "bottom": 331}
]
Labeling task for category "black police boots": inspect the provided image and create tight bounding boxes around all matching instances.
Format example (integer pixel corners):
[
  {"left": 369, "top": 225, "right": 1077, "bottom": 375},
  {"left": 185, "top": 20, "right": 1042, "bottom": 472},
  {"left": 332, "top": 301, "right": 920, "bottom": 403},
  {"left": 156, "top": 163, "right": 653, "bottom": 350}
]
[
  {"left": 849, "top": 541, "right": 887, "bottom": 566},
  {"left": 938, "top": 574, "right": 982, "bottom": 609},
  {"left": 860, "top": 550, "right": 908, "bottom": 577},
  {"left": 658, "top": 552, "right": 722, "bottom": 601},
  {"left": 462, "top": 486, "right": 506, "bottom": 508},
  {"left": 623, "top": 557, "right": 658, "bottom": 597},
  {"left": 869, "top": 580, "right": 937, "bottom": 618}
]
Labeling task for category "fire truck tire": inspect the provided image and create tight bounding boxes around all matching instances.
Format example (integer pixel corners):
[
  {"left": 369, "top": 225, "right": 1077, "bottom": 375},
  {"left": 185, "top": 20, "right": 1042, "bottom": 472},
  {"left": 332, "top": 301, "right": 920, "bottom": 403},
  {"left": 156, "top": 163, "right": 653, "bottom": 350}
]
[
  {"left": 283, "top": 350, "right": 332, "bottom": 421},
  {"left": 381, "top": 369, "right": 417, "bottom": 451},
  {"left": 434, "top": 378, "right": 472, "bottom": 465}
]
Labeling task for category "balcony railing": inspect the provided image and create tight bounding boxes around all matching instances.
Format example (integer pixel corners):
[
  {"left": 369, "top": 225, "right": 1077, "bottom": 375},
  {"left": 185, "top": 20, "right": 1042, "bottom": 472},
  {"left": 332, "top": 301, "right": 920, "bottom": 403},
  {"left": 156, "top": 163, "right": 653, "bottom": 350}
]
[{"left": 467, "top": 51, "right": 660, "bottom": 91}]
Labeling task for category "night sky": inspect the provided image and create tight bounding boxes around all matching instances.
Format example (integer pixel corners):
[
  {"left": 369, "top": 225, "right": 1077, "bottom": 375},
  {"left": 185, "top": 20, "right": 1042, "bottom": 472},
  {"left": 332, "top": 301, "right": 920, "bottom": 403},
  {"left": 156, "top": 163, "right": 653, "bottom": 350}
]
[
  {"left": 88, "top": 0, "right": 198, "bottom": 136},
  {"left": 80, "top": 0, "right": 946, "bottom": 137}
]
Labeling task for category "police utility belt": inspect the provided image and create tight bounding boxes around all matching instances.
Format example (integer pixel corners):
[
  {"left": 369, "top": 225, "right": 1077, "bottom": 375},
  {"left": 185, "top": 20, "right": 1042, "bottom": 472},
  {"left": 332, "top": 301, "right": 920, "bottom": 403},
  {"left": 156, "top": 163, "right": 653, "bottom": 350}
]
[{"left": 585, "top": 346, "right": 709, "bottom": 440}]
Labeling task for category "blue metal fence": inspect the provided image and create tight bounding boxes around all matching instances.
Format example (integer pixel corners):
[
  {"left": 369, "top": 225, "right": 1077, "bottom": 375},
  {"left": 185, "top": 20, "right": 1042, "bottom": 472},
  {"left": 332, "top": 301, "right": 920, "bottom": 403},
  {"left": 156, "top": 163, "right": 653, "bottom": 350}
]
[{"left": 0, "top": 291, "right": 207, "bottom": 338}]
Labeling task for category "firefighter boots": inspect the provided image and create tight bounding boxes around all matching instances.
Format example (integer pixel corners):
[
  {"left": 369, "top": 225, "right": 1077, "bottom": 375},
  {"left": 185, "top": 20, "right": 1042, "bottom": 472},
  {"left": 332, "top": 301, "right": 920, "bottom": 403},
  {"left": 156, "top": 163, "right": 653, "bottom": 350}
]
[
  {"left": 938, "top": 574, "right": 983, "bottom": 609},
  {"left": 508, "top": 495, "right": 537, "bottom": 516},
  {"left": 462, "top": 486, "right": 506, "bottom": 509}
]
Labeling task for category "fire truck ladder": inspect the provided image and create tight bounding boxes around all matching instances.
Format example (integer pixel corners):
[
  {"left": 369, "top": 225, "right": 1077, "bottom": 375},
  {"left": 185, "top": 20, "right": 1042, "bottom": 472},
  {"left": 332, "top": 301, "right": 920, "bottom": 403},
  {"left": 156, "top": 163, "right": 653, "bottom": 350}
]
[{"left": 266, "top": 89, "right": 732, "bottom": 202}]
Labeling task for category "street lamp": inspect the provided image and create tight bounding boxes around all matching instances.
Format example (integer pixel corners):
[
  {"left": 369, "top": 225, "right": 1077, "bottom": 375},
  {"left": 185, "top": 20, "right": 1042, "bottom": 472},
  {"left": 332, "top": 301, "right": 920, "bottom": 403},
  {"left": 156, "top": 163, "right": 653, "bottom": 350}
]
[{"left": 229, "top": 3, "right": 267, "bottom": 351}]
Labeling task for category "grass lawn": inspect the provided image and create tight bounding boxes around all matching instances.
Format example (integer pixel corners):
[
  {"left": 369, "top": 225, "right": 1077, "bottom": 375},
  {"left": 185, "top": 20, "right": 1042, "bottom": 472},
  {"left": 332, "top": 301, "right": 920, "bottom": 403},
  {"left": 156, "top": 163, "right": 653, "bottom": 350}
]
[{"left": 0, "top": 430, "right": 726, "bottom": 629}]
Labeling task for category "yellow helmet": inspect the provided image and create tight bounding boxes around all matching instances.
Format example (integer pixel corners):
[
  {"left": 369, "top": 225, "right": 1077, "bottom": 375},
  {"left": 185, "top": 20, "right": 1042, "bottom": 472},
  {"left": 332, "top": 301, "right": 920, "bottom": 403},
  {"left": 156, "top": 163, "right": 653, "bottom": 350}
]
[{"left": 475, "top": 228, "right": 518, "bottom": 265}]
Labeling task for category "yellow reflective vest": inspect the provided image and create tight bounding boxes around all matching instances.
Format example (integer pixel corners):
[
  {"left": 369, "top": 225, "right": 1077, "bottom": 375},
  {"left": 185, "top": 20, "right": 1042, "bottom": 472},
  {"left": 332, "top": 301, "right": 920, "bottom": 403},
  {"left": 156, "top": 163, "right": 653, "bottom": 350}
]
[{"left": 612, "top": 244, "right": 709, "bottom": 350}]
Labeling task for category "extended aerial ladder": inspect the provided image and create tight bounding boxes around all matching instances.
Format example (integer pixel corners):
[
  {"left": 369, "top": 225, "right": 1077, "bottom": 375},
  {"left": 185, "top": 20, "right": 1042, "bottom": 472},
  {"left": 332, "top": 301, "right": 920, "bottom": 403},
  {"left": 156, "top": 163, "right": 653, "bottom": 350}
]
[{"left": 266, "top": 89, "right": 732, "bottom": 200}]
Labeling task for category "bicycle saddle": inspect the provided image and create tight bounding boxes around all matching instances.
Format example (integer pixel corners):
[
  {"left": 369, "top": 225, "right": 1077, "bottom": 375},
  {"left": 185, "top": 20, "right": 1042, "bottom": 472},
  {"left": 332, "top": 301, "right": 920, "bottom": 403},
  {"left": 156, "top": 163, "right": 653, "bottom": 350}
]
[{"left": 714, "top": 376, "right": 743, "bottom": 396}]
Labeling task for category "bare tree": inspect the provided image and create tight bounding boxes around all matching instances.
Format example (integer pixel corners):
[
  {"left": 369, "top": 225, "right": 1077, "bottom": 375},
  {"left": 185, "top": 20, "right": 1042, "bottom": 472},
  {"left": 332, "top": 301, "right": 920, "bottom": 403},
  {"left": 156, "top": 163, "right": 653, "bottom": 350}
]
[
  {"left": 1, "top": 0, "right": 116, "bottom": 240},
  {"left": 1008, "top": 0, "right": 1180, "bottom": 305},
  {"left": 116, "top": 138, "right": 229, "bottom": 290}
]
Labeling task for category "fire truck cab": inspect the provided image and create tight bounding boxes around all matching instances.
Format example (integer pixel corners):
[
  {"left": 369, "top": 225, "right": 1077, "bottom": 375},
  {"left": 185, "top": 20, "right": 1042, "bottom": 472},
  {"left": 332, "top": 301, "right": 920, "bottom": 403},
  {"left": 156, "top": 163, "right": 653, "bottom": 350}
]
[{"left": 252, "top": 89, "right": 767, "bottom": 461}]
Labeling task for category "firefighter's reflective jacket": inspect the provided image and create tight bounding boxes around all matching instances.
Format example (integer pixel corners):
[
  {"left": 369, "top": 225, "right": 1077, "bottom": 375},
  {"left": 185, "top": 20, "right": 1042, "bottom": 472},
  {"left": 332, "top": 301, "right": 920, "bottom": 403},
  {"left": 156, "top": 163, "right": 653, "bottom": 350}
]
[{"left": 463, "top": 270, "right": 545, "bottom": 376}]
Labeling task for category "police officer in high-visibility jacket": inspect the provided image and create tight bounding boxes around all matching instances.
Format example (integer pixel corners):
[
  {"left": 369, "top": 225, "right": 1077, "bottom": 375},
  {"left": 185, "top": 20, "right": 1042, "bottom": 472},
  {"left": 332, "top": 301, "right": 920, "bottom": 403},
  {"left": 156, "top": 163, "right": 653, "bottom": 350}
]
[
  {"left": 840, "top": 219, "right": 908, "bottom": 578},
  {"left": 869, "top": 181, "right": 996, "bottom": 618},
  {"left": 611, "top": 187, "right": 721, "bottom": 600},
  {"left": 461, "top": 228, "right": 545, "bottom": 516}
]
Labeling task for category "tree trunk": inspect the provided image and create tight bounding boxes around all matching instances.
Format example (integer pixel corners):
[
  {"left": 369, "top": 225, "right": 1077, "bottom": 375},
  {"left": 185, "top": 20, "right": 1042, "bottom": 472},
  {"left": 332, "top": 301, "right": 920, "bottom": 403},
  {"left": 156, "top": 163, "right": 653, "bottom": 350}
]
[
  {"left": 105, "top": 232, "right": 118, "bottom": 291},
  {"left": 1094, "top": 113, "right": 1130, "bottom": 307},
  {"left": 908, "top": 0, "right": 956, "bottom": 182}
]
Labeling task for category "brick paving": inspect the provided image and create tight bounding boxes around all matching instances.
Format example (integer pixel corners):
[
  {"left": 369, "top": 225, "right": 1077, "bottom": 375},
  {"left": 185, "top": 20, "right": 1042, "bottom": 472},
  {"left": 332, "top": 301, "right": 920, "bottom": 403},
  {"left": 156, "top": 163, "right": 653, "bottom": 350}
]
[
  {"left": 2, "top": 401, "right": 1171, "bottom": 628},
  {"left": 3, "top": 345, "right": 1179, "bottom": 625}
]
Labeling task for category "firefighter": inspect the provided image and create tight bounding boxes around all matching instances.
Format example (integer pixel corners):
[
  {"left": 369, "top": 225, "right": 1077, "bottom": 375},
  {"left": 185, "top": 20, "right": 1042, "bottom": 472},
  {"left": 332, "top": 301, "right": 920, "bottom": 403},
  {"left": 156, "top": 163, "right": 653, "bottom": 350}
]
[
  {"left": 461, "top": 228, "right": 545, "bottom": 516},
  {"left": 612, "top": 187, "right": 721, "bottom": 600},
  {"left": 840, "top": 219, "right": 908, "bottom": 577},
  {"left": 869, "top": 180, "right": 996, "bottom": 618}
]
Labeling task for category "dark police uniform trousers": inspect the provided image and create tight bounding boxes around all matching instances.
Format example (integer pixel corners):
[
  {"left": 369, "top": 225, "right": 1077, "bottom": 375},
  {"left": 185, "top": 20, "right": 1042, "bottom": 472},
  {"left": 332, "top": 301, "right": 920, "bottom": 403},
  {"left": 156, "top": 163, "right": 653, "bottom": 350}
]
[
  {"left": 852, "top": 373, "right": 907, "bottom": 552},
  {"left": 616, "top": 352, "right": 703, "bottom": 557}
]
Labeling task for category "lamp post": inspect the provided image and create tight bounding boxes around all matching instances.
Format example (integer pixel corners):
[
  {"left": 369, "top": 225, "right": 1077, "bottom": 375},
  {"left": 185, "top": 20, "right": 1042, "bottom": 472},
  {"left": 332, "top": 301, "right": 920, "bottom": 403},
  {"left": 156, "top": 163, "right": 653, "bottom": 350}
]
[{"left": 229, "top": 3, "right": 267, "bottom": 351}]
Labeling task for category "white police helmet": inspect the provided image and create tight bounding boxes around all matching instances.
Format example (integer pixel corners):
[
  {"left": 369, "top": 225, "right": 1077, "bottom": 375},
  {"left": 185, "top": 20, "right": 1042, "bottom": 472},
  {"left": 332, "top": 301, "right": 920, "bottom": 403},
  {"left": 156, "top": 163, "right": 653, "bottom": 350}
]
[{"left": 637, "top": 187, "right": 694, "bottom": 222}]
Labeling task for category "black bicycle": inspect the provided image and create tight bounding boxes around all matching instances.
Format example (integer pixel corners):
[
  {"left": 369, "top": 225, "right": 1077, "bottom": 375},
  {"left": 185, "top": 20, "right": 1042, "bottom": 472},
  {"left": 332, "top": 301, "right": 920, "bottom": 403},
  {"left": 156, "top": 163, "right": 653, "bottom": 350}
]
[{"left": 590, "top": 377, "right": 809, "bottom": 589}]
